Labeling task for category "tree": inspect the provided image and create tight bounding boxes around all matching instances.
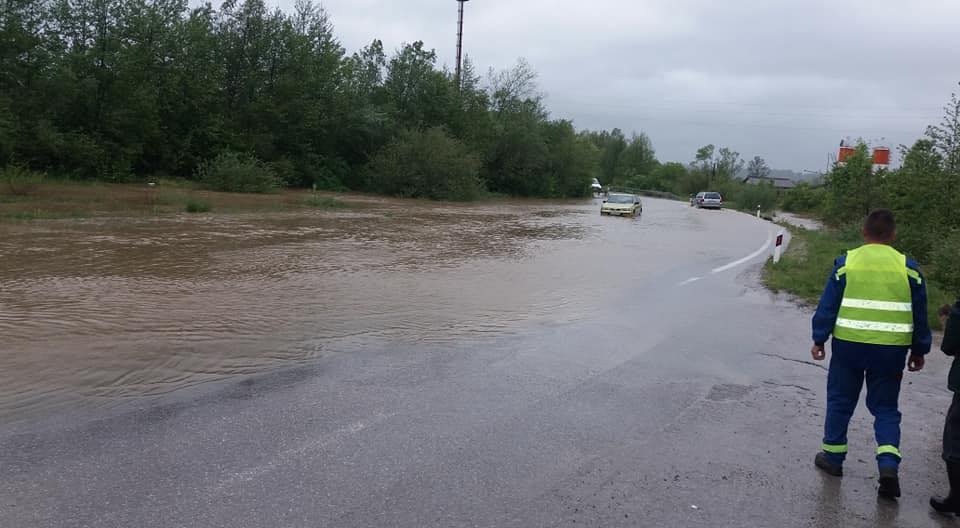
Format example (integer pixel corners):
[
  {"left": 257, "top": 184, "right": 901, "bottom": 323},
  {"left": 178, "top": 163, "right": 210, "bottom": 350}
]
[
  {"left": 365, "top": 127, "right": 483, "bottom": 201},
  {"left": 823, "top": 142, "right": 879, "bottom": 225},
  {"left": 883, "top": 139, "right": 946, "bottom": 259},
  {"left": 0, "top": 0, "right": 676, "bottom": 203},
  {"left": 716, "top": 147, "right": 744, "bottom": 180},
  {"left": 540, "top": 120, "right": 595, "bottom": 198},
  {"left": 927, "top": 83, "right": 960, "bottom": 177},
  {"left": 615, "top": 132, "right": 658, "bottom": 184},
  {"left": 581, "top": 128, "right": 627, "bottom": 186},
  {"left": 650, "top": 162, "right": 688, "bottom": 193},
  {"left": 746, "top": 156, "right": 771, "bottom": 179},
  {"left": 690, "top": 144, "right": 744, "bottom": 192}
]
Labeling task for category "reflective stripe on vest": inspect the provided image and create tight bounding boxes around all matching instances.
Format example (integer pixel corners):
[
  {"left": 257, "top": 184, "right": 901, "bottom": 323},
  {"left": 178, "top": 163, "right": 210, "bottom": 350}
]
[{"left": 833, "top": 245, "right": 914, "bottom": 346}]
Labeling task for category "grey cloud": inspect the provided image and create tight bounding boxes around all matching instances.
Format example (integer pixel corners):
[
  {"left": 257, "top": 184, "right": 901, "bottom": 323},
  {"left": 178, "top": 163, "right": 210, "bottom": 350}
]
[{"left": 205, "top": 0, "right": 960, "bottom": 170}]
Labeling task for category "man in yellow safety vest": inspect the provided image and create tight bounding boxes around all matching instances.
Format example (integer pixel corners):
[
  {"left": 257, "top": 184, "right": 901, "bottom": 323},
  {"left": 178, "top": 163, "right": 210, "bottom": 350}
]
[{"left": 810, "top": 209, "right": 931, "bottom": 500}]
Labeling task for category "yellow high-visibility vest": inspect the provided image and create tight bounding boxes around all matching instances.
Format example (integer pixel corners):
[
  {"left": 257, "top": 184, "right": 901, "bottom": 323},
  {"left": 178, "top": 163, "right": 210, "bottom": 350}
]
[{"left": 833, "top": 244, "right": 915, "bottom": 346}]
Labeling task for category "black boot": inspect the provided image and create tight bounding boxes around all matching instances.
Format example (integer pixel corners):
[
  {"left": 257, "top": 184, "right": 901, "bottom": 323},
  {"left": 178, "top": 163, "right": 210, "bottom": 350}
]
[
  {"left": 878, "top": 467, "right": 901, "bottom": 500},
  {"left": 815, "top": 452, "right": 843, "bottom": 477},
  {"left": 931, "top": 461, "right": 960, "bottom": 515}
]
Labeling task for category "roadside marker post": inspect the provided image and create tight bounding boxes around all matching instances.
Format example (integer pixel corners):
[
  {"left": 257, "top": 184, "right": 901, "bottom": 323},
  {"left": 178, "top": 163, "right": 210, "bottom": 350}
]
[
  {"left": 773, "top": 231, "right": 784, "bottom": 264},
  {"left": 756, "top": 206, "right": 761, "bottom": 218}
]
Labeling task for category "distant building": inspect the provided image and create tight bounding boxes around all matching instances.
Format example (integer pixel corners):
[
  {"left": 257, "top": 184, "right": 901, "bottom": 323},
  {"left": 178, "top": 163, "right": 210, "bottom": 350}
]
[{"left": 742, "top": 176, "right": 796, "bottom": 191}]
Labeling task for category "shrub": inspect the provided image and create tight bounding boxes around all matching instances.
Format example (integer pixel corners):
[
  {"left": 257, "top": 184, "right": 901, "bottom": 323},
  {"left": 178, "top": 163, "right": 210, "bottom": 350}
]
[
  {"left": 365, "top": 128, "right": 483, "bottom": 201},
  {"left": 2, "top": 165, "right": 45, "bottom": 196},
  {"left": 184, "top": 199, "right": 212, "bottom": 213},
  {"left": 269, "top": 157, "right": 298, "bottom": 187},
  {"left": 736, "top": 181, "right": 779, "bottom": 213},
  {"left": 781, "top": 183, "right": 826, "bottom": 214},
  {"left": 195, "top": 152, "right": 280, "bottom": 193},
  {"left": 930, "top": 230, "right": 960, "bottom": 297}
]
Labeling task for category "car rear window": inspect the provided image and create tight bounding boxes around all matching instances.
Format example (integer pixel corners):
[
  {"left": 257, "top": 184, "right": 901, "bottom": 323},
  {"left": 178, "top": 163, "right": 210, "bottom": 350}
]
[{"left": 705, "top": 193, "right": 721, "bottom": 199}]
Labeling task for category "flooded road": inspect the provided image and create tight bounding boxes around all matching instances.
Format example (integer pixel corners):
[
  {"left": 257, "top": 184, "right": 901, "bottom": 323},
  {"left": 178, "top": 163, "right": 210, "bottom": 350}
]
[
  {"left": 7, "top": 196, "right": 952, "bottom": 528},
  {"left": 0, "top": 196, "right": 762, "bottom": 424}
]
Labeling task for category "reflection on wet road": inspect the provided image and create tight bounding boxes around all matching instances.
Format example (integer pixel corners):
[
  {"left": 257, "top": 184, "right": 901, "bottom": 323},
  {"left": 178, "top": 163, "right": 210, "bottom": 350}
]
[{"left": 0, "top": 196, "right": 767, "bottom": 423}]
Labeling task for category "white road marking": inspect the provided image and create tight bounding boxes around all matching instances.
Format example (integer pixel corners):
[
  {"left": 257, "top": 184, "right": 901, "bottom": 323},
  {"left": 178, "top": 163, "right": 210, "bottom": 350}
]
[
  {"left": 711, "top": 230, "right": 774, "bottom": 274},
  {"left": 214, "top": 411, "right": 396, "bottom": 492},
  {"left": 677, "top": 229, "right": 775, "bottom": 286}
]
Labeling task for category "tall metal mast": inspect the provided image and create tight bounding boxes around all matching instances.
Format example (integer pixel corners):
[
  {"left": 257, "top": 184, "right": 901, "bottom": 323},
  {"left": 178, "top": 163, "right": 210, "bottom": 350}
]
[{"left": 455, "top": 0, "right": 470, "bottom": 87}]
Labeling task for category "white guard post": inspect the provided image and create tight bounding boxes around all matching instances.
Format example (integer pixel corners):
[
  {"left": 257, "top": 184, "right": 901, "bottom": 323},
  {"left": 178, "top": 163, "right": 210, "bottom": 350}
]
[{"left": 773, "top": 231, "right": 784, "bottom": 264}]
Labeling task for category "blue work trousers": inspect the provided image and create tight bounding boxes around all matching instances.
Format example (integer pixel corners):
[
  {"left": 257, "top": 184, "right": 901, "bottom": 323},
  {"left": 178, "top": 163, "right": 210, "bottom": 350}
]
[{"left": 822, "top": 340, "right": 907, "bottom": 470}]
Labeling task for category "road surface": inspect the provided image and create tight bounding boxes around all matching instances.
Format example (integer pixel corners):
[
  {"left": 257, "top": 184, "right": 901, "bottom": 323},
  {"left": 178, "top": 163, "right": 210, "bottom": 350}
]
[{"left": 0, "top": 197, "right": 954, "bottom": 527}]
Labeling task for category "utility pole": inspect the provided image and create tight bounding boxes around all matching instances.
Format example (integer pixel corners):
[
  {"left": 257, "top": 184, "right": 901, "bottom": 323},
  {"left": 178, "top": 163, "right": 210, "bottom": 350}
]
[{"left": 455, "top": 0, "right": 470, "bottom": 88}]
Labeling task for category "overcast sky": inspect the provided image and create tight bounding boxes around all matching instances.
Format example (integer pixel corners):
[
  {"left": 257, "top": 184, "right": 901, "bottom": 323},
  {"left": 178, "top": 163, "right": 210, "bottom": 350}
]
[{"left": 202, "top": 0, "right": 959, "bottom": 171}]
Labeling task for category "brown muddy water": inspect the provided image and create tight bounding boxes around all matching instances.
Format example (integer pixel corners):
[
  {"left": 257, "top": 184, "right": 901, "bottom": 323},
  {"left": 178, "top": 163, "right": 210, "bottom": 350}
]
[{"left": 0, "top": 196, "right": 715, "bottom": 424}]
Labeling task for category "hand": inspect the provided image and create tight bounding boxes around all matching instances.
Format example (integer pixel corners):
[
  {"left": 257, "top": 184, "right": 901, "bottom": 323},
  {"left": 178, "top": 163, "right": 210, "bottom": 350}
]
[
  {"left": 811, "top": 344, "right": 826, "bottom": 361},
  {"left": 908, "top": 354, "right": 925, "bottom": 372},
  {"left": 940, "top": 304, "right": 952, "bottom": 328}
]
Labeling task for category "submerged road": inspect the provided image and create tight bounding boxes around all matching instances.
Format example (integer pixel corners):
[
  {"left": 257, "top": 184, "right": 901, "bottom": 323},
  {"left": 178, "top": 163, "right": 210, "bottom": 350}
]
[{"left": 0, "top": 197, "right": 954, "bottom": 527}]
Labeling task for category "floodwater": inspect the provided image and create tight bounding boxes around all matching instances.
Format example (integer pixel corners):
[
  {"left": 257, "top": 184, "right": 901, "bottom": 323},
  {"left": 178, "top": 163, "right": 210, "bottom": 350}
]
[{"left": 0, "top": 196, "right": 720, "bottom": 424}]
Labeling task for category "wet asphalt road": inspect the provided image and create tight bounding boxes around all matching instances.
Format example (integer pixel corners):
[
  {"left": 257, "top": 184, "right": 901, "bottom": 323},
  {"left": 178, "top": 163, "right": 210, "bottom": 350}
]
[{"left": 1, "top": 198, "right": 956, "bottom": 527}]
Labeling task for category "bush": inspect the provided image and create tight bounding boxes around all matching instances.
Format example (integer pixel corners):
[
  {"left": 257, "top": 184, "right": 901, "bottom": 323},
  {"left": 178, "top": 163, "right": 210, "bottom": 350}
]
[
  {"left": 195, "top": 152, "right": 280, "bottom": 193},
  {"left": 365, "top": 128, "right": 483, "bottom": 201},
  {"left": 735, "top": 181, "right": 779, "bottom": 213},
  {"left": 269, "top": 157, "right": 298, "bottom": 187},
  {"left": 930, "top": 230, "right": 960, "bottom": 297},
  {"left": 184, "top": 199, "right": 212, "bottom": 213},
  {"left": 781, "top": 183, "right": 826, "bottom": 214},
  {"left": 2, "top": 165, "right": 45, "bottom": 195}
]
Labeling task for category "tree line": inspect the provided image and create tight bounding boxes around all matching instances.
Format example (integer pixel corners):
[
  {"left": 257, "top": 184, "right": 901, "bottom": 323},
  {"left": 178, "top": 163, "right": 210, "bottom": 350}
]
[{"left": 0, "top": 0, "right": 634, "bottom": 199}]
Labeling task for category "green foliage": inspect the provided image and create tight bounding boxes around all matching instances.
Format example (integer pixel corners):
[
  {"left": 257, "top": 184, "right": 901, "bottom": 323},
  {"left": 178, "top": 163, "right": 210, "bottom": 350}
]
[
  {"left": 746, "top": 156, "right": 771, "bottom": 179},
  {"left": 2, "top": 165, "right": 45, "bottom": 195},
  {"left": 823, "top": 143, "right": 881, "bottom": 224},
  {"left": 812, "top": 85, "right": 960, "bottom": 299},
  {"left": 781, "top": 182, "right": 825, "bottom": 214},
  {"left": 195, "top": 152, "right": 280, "bottom": 193},
  {"left": 0, "top": 1, "right": 657, "bottom": 200},
  {"left": 615, "top": 133, "right": 658, "bottom": 184},
  {"left": 765, "top": 226, "right": 952, "bottom": 330},
  {"left": 184, "top": 199, "right": 212, "bottom": 213},
  {"left": 930, "top": 231, "right": 960, "bottom": 297},
  {"left": 679, "top": 144, "right": 743, "bottom": 197},
  {"left": 645, "top": 162, "right": 688, "bottom": 193},
  {"left": 365, "top": 127, "right": 483, "bottom": 201},
  {"left": 736, "top": 180, "right": 779, "bottom": 213},
  {"left": 764, "top": 226, "right": 861, "bottom": 303}
]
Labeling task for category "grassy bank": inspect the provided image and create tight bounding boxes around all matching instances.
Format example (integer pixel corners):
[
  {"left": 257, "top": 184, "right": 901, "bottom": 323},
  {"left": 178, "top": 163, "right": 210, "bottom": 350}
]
[
  {"left": 0, "top": 181, "right": 355, "bottom": 221},
  {"left": 763, "top": 225, "right": 954, "bottom": 330}
]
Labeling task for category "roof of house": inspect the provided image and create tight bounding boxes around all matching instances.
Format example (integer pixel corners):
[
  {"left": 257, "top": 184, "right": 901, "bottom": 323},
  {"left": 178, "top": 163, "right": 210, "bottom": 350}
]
[{"left": 743, "top": 176, "right": 796, "bottom": 190}]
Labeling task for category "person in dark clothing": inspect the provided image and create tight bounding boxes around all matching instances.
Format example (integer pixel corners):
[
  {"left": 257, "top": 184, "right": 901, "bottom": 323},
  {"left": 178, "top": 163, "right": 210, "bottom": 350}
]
[{"left": 931, "top": 300, "right": 960, "bottom": 514}]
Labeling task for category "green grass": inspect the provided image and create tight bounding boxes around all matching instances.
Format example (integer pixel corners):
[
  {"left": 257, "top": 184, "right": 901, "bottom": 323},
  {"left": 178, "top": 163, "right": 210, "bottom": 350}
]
[
  {"left": 764, "top": 225, "right": 954, "bottom": 330},
  {"left": 184, "top": 199, "right": 212, "bottom": 213},
  {"left": 304, "top": 195, "right": 348, "bottom": 209}
]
